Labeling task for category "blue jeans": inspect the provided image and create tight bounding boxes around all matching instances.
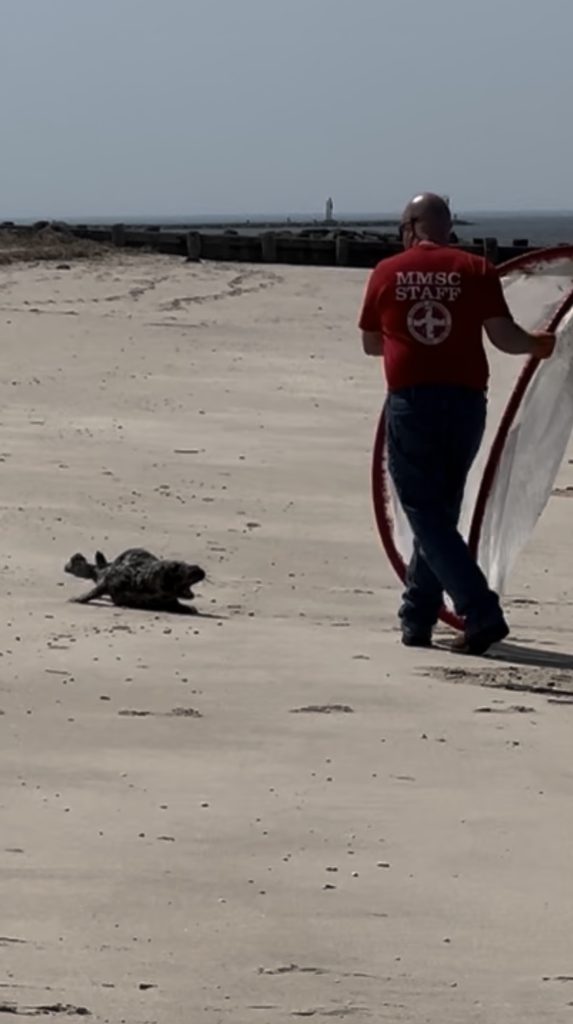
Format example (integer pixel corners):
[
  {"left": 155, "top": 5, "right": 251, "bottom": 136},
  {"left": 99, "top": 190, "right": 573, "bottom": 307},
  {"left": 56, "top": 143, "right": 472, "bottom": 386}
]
[{"left": 386, "top": 386, "right": 503, "bottom": 634}]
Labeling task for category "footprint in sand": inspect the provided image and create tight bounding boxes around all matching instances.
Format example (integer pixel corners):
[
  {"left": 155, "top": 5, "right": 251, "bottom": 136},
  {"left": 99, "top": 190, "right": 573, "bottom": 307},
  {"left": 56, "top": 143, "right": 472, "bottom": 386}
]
[
  {"left": 118, "top": 707, "right": 202, "bottom": 718},
  {"left": 290, "top": 704, "right": 354, "bottom": 714}
]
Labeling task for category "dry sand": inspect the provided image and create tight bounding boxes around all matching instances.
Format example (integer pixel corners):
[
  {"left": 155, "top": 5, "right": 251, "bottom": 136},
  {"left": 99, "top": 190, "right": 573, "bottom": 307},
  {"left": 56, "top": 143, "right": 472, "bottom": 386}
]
[{"left": 0, "top": 254, "right": 573, "bottom": 1023}]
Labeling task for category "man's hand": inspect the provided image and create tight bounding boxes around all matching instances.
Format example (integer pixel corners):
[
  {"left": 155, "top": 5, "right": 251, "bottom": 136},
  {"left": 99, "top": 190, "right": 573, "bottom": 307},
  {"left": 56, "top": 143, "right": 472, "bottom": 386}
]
[
  {"left": 531, "top": 330, "right": 556, "bottom": 360},
  {"left": 485, "top": 318, "right": 556, "bottom": 359},
  {"left": 361, "top": 330, "right": 383, "bottom": 356}
]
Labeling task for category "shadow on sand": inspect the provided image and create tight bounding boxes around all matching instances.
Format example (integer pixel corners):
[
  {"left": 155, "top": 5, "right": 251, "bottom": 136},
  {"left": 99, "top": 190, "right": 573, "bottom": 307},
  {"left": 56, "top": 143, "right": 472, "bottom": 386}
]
[{"left": 485, "top": 641, "right": 573, "bottom": 672}]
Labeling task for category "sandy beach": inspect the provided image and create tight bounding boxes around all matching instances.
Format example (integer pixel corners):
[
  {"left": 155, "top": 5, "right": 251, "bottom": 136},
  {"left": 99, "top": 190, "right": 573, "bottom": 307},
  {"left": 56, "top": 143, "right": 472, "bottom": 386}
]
[{"left": 1, "top": 251, "right": 573, "bottom": 1024}]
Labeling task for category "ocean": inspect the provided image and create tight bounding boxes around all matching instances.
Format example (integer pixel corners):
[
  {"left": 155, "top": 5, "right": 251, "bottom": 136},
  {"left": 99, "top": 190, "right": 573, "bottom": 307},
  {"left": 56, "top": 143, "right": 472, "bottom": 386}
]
[{"left": 442, "top": 212, "right": 573, "bottom": 247}]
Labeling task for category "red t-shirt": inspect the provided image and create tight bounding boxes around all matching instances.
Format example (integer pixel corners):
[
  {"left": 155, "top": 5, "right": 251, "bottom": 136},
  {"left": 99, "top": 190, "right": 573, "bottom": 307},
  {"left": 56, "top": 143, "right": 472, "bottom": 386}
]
[{"left": 358, "top": 242, "right": 512, "bottom": 391}]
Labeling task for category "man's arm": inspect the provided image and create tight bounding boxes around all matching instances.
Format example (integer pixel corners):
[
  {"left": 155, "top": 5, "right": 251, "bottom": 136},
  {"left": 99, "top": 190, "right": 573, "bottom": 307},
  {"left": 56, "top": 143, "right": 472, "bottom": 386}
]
[
  {"left": 358, "top": 266, "right": 385, "bottom": 357},
  {"left": 361, "top": 330, "right": 383, "bottom": 356},
  {"left": 484, "top": 317, "right": 556, "bottom": 359},
  {"left": 479, "top": 261, "right": 556, "bottom": 359}
]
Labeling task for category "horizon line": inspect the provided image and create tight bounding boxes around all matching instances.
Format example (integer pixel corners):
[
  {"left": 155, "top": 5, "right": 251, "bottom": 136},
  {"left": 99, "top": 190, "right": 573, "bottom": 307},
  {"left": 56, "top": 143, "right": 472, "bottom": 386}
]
[{"left": 3, "top": 208, "right": 572, "bottom": 223}]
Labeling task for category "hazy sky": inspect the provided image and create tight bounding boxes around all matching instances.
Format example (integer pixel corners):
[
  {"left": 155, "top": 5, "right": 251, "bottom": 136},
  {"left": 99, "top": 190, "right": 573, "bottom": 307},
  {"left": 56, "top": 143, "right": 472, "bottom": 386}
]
[{"left": 1, "top": 0, "right": 572, "bottom": 218}]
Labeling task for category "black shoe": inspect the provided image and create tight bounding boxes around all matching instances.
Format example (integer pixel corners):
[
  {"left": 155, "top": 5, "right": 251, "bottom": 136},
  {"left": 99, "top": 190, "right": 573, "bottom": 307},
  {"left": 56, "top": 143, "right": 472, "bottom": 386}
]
[
  {"left": 451, "top": 619, "right": 509, "bottom": 656},
  {"left": 401, "top": 629, "right": 433, "bottom": 649}
]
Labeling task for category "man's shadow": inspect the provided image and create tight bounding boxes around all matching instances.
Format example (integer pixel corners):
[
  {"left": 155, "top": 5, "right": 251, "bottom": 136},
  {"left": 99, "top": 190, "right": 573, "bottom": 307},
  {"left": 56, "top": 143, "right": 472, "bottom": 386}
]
[
  {"left": 485, "top": 641, "right": 573, "bottom": 672},
  {"left": 434, "top": 635, "right": 573, "bottom": 672}
]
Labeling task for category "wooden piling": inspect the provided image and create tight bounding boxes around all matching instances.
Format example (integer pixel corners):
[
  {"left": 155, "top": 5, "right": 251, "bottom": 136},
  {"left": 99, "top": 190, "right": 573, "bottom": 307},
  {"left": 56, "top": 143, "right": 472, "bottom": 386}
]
[
  {"left": 335, "top": 234, "right": 350, "bottom": 266},
  {"left": 261, "top": 232, "right": 277, "bottom": 263},
  {"left": 484, "top": 236, "right": 498, "bottom": 262},
  {"left": 111, "top": 223, "right": 126, "bottom": 247},
  {"left": 185, "top": 231, "right": 202, "bottom": 261}
]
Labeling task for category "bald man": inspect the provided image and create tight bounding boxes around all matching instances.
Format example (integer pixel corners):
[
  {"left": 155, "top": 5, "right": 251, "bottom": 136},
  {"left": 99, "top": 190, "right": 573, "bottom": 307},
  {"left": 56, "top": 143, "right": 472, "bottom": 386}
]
[{"left": 359, "top": 193, "right": 555, "bottom": 655}]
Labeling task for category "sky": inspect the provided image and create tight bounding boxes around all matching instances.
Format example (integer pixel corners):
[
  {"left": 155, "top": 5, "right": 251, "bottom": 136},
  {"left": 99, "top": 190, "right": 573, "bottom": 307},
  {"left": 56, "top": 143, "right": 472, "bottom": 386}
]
[{"left": 1, "top": 0, "right": 572, "bottom": 219}]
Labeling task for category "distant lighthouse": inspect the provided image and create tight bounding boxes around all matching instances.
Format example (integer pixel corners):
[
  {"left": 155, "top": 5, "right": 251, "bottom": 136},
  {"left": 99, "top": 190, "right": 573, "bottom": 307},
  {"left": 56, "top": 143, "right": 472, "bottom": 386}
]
[{"left": 325, "top": 197, "right": 334, "bottom": 223}]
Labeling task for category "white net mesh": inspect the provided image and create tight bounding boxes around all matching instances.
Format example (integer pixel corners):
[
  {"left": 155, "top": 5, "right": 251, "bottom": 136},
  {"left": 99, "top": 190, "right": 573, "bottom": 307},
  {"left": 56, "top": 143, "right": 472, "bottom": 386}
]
[{"left": 478, "top": 303, "right": 573, "bottom": 593}]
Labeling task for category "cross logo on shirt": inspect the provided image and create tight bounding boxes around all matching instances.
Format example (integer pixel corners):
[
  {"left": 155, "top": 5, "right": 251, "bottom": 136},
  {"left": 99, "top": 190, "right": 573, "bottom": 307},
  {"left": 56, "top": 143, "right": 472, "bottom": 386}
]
[{"left": 407, "top": 300, "right": 452, "bottom": 346}]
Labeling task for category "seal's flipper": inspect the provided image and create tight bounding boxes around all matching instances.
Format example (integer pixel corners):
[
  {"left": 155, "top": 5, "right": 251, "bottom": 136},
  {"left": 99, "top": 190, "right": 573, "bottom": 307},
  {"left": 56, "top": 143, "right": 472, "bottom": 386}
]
[
  {"left": 72, "top": 581, "right": 108, "bottom": 604},
  {"left": 95, "top": 551, "right": 108, "bottom": 570}
]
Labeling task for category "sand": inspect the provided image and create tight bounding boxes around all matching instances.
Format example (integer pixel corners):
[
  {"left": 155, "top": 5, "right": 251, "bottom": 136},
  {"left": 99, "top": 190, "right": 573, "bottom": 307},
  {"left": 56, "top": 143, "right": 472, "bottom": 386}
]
[{"left": 1, "top": 253, "right": 573, "bottom": 1023}]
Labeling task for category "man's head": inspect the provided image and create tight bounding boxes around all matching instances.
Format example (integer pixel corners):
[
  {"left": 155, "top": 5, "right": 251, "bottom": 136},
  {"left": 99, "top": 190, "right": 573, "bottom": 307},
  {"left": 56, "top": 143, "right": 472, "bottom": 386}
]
[{"left": 399, "top": 193, "right": 452, "bottom": 249}]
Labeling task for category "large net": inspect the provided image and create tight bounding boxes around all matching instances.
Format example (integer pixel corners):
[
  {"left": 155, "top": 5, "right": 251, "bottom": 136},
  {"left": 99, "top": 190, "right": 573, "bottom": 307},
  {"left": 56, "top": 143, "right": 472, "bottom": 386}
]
[{"left": 372, "top": 248, "right": 573, "bottom": 630}]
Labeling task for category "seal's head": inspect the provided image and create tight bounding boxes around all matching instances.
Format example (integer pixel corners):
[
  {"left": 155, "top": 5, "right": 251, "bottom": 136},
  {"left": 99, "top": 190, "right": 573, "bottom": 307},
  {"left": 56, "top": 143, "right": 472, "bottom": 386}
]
[{"left": 64, "top": 552, "right": 98, "bottom": 580}]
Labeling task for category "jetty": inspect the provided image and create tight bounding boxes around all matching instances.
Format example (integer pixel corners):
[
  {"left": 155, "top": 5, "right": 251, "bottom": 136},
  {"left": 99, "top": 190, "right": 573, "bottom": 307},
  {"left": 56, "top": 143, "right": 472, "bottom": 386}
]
[{"left": 0, "top": 219, "right": 558, "bottom": 268}]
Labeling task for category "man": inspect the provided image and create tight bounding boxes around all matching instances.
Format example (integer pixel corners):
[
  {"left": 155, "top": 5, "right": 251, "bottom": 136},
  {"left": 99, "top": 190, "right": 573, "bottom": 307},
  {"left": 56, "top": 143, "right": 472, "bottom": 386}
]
[{"left": 359, "top": 193, "right": 555, "bottom": 655}]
